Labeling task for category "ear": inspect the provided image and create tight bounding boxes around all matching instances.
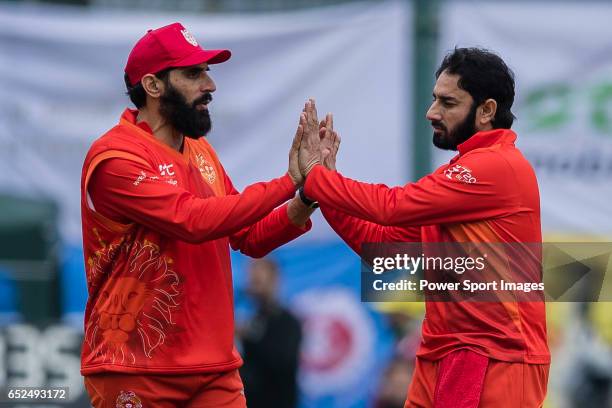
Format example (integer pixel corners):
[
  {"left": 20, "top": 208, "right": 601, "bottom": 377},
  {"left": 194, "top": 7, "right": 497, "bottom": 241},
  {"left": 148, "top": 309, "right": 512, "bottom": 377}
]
[
  {"left": 478, "top": 98, "right": 497, "bottom": 128},
  {"left": 141, "top": 73, "right": 165, "bottom": 100}
]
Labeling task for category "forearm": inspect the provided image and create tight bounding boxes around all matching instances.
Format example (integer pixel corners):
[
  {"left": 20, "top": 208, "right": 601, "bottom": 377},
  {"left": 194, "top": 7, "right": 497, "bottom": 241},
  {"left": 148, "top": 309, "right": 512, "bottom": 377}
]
[
  {"left": 321, "top": 205, "right": 421, "bottom": 254},
  {"left": 230, "top": 201, "right": 312, "bottom": 258},
  {"left": 287, "top": 196, "right": 316, "bottom": 228}
]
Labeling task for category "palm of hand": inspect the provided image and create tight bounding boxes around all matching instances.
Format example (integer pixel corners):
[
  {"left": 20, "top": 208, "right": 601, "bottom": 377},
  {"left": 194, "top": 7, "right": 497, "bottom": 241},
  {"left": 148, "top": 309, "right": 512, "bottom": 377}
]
[{"left": 298, "top": 101, "right": 322, "bottom": 176}]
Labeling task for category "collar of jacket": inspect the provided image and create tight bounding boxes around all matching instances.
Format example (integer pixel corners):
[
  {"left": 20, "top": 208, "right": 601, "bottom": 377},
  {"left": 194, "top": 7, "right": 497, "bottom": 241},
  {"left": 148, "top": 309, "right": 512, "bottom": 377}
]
[{"left": 457, "top": 128, "right": 517, "bottom": 156}]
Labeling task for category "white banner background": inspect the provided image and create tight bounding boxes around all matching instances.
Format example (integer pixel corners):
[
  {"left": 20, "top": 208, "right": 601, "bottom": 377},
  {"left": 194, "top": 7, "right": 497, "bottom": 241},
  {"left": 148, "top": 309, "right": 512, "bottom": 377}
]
[
  {"left": 438, "top": 1, "right": 612, "bottom": 236},
  {"left": 2, "top": 1, "right": 610, "bottom": 243},
  {"left": 0, "top": 1, "right": 411, "bottom": 244}
]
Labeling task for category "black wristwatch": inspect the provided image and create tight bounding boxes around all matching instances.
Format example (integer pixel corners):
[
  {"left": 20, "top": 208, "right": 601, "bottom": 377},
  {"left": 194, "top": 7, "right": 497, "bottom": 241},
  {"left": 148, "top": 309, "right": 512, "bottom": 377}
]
[{"left": 298, "top": 187, "right": 319, "bottom": 209}]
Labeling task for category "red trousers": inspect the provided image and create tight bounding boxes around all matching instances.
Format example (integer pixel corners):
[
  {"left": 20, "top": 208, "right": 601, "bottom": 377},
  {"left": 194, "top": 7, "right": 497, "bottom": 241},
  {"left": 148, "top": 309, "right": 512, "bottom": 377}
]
[
  {"left": 84, "top": 369, "right": 246, "bottom": 408},
  {"left": 405, "top": 350, "right": 549, "bottom": 408}
]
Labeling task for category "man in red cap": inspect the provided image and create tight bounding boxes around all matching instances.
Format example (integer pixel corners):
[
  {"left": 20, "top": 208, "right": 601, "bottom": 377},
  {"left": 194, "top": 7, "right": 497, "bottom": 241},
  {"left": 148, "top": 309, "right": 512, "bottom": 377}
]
[{"left": 80, "top": 23, "right": 316, "bottom": 407}]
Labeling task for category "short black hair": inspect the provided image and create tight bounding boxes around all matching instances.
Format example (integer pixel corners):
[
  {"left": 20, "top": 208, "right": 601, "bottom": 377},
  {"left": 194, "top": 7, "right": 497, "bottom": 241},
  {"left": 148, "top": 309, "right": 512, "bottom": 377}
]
[
  {"left": 124, "top": 68, "right": 172, "bottom": 108},
  {"left": 436, "top": 47, "right": 516, "bottom": 129}
]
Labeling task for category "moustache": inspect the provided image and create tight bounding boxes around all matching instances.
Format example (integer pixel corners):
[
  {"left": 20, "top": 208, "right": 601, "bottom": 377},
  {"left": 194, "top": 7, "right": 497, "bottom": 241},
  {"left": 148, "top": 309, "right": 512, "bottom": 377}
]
[
  {"left": 431, "top": 121, "right": 446, "bottom": 131},
  {"left": 193, "top": 93, "right": 213, "bottom": 107}
]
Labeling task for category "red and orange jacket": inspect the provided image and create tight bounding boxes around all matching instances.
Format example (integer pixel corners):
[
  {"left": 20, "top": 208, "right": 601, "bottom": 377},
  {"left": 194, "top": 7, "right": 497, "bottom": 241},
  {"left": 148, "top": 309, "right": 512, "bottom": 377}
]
[
  {"left": 304, "top": 129, "right": 549, "bottom": 364},
  {"left": 80, "top": 109, "right": 310, "bottom": 375}
]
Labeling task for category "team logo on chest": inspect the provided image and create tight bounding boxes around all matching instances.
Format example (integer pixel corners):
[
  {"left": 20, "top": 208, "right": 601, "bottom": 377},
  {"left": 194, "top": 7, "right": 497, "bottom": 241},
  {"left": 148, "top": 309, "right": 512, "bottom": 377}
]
[{"left": 195, "top": 153, "right": 217, "bottom": 184}]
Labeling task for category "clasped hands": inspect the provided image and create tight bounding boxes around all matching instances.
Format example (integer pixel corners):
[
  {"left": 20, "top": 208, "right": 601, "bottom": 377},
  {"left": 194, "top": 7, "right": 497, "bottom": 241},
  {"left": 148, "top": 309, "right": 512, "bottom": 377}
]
[{"left": 288, "top": 98, "right": 341, "bottom": 187}]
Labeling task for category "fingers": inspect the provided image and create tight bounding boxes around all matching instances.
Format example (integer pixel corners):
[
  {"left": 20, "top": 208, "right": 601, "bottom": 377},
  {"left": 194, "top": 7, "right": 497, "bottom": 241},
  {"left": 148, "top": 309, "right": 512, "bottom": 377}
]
[
  {"left": 303, "top": 109, "right": 320, "bottom": 151},
  {"left": 297, "top": 100, "right": 337, "bottom": 172},
  {"left": 302, "top": 100, "right": 331, "bottom": 155},
  {"left": 328, "top": 130, "right": 336, "bottom": 148},
  {"left": 309, "top": 98, "right": 317, "bottom": 118},
  {"left": 298, "top": 112, "right": 311, "bottom": 143},
  {"left": 291, "top": 124, "right": 304, "bottom": 151},
  {"left": 318, "top": 112, "right": 333, "bottom": 144},
  {"left": 333, "top": 131, "right": 341, "bottom": 151},
  {"left": 289, "top": 123, "right": 303, "bottom": 168},
  {"left": 305, "top": 98, "right": 319, "bottom": 130},
  {"left": 319, "top": 126, "right": 326, "bottom": 137},
  {"left": 303, "top": 99, "right": 328, "bottom": 131},
  {"left": 330, "top": 131, "right": 340, "bottom": 157},
  {"left": 321, "top": 130, "right": 340, "bottom": 171},
  {"left": 288, "top": 120, "right": 305, "bottom": 186},
  {"left": 325, "top": 113, "right": 333, "bottom": 132}
]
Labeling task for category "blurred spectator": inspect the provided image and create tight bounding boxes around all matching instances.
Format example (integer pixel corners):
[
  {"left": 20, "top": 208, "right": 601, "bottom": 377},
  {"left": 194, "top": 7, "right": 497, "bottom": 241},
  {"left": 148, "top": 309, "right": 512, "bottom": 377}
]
[
  {"left": 374, "top": 358, "right": 414, "bottom": 408},
  {"left": 555, "top": 303, "right": 612, "bottom": 408},
  {"left": 239, "top": 258, "right": 302, "bottom": 408},
  {"left": 539, "top": 293, "right": 612, "bottom": 408},
  {"left": 376, "top": 302, "right": 424, "bottom": 360},
  {"left": 373, "top": 304, "right": 422, "bottom": 408}
]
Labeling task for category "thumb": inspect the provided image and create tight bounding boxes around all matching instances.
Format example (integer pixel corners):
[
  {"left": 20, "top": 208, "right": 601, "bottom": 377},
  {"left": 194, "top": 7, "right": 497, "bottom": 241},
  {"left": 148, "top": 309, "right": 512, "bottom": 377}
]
[{"left": 291, "top": 124, "right": 304, "bottom": 152}]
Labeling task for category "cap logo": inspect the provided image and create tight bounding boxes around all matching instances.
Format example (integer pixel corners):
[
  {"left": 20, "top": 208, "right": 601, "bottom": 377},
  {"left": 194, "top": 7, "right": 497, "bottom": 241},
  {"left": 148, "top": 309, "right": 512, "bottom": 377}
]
[{"left": 181, "top": 29, "right": 198, "bottom": 47}]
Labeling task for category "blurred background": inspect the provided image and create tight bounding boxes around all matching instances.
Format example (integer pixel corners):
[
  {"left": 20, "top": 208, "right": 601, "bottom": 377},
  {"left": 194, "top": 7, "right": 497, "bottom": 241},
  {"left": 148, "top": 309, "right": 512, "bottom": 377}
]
[{"left": 0, "top": 0, "right": 611, "bottom": 407}]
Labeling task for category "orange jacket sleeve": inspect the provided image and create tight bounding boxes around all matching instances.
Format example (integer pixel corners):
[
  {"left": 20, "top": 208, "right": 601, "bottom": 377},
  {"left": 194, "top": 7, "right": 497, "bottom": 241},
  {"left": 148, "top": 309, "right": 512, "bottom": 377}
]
[
  {"left": 221, "top": 167, "right": 312, "bottom": 258},
  {"left": 320, "top": 205, "right": 420, "bottom": 254},
  {"left": 304, "top": 151, "right": 520, "bottom": 227},
  {"left": 88, "top": 158, "right": 296, "bottom": 244}
]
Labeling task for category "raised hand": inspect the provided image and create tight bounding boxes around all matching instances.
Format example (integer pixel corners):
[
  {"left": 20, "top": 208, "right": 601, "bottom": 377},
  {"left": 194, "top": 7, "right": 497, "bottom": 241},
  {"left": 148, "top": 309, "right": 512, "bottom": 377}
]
[
  {"left": 298, "top": 98, "right": 322, "bottom": 177},
  {"left": 287, "top": 117, "right": 304, "bottom": 187},
  {"left": 319, "top": 113, "right": 341, "bottom": 171}
]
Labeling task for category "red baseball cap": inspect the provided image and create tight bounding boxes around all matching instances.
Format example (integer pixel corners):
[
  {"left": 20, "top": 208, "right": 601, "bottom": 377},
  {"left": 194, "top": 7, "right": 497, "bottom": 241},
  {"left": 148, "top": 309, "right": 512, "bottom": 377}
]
[{"left": 125, "top": 22, "right": 231, "bottom": 86}]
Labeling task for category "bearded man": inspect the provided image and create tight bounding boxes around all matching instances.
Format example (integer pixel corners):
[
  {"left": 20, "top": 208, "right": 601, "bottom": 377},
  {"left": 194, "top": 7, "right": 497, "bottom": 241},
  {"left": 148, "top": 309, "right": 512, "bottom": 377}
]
[
  {"left": 298, "top": 48, "right": 550, "bottom": 407},
  {"left": 80, "top": 23, "right": 315, "bottom": 407}
]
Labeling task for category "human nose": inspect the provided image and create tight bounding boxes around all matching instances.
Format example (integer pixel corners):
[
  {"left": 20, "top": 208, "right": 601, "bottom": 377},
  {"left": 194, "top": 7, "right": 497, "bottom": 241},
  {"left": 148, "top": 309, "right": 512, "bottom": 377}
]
[
  {"left": 426, "top": 102, "right": 440, "bottom": 122},
  {"left": 202, "top": 74, "right": 216, "bottom": 93}
]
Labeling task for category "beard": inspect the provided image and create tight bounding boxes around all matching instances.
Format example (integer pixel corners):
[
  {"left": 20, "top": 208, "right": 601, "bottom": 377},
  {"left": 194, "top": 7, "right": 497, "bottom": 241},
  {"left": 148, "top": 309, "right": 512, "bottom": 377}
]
[
  {"left": 159, "top": 84, "right": 212, "bottom": 139},
  {"left": 432, "top": 102, "right": 478, "bottom": 151}
]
